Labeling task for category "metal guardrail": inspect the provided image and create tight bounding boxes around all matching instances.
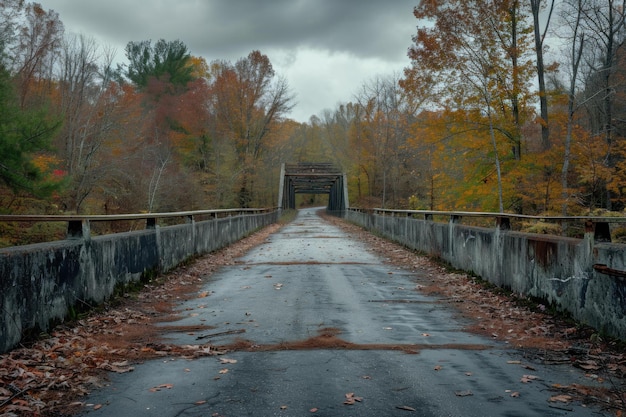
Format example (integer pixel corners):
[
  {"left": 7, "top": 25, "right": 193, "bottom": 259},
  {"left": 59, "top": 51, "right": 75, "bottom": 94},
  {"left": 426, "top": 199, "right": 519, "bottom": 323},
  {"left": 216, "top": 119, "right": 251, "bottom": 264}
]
[
  {"left": 0, "top": 208, "right": 278, "bottom": 239},
  {"left": 348, "top": 207, "right": 626, "bottom": 243}
]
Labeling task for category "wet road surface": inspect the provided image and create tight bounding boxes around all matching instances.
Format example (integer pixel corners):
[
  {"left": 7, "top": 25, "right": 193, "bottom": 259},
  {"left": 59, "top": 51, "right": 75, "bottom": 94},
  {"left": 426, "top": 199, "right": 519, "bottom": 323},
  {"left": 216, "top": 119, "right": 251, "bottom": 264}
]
[{"left": 78, "top": 208, "right": 607, "bottom": 416}]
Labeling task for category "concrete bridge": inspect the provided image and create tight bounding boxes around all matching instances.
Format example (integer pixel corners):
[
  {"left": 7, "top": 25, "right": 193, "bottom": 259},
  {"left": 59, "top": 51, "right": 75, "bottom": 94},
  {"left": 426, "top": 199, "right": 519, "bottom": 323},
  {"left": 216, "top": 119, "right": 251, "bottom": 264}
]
[
  {"left": 0, "top": 204, "right": 625, "bottom": 415},
  {"left": 1, "top": 163, "right": 626, "bottom": 354}
]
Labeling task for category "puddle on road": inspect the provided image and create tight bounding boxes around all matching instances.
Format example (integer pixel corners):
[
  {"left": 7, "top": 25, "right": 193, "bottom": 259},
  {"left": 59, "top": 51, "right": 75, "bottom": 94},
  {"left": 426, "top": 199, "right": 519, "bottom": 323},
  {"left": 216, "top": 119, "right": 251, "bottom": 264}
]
[
  {"left": 211, "top": 327, "right": 492, "bottom": 355},
  {"left": 368, "top": 299, "right": 439, "bottom": 304}
]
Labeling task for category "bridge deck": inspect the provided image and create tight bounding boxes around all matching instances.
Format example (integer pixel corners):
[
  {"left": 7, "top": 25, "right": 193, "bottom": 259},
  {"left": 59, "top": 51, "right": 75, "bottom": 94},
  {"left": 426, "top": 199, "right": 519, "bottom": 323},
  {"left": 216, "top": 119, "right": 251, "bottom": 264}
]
[{"left": 67, "top": 208, "right": 609, "bottom": 417}]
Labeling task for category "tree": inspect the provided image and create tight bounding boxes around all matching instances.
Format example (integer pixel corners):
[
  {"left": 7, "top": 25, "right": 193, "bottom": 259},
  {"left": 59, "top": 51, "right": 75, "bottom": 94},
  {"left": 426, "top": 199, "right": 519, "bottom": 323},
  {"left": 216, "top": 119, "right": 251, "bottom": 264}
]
[
  {"left": 572, "top": 0, "right": 626, "bottom": 209},
  {"left": 353, "top": 74, "right": 414, "bottom": 208},
  {"left": 0, "top": 0, "right": 24, "bottom": 67},
  {"left": 209, "top": 50, "right": 294, "bottom": 207},
  {"left": 0, "top": 64, "right": 61, "bottom": 196},
  {"left": 557, "top": 0, "right": 587, "bottom": 215},
  {"left": 55, "top": 34, "right": 120, "bottom": 213},
  {"left": 13, "top": 2, "right": 64, "bottom": 109},
  {"left": 407, "top": 0, "right": 535, "bottom": 162},
  {"left": 123, "top": 39, "right": 194, "bottom": 90},
  {"left": 530, "top": 0, "right": 555, "bottom": 150}
]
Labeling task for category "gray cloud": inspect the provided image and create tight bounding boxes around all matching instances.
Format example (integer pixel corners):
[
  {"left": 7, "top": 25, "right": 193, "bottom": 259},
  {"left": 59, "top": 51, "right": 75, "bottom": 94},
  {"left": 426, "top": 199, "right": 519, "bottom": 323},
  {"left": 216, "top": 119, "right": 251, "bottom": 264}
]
[
  {"left": 46, "top": 0, "right": 415, "bottom": 61},
  {"left": 42, "top": 0, "right": 418, "bottom": 121}
]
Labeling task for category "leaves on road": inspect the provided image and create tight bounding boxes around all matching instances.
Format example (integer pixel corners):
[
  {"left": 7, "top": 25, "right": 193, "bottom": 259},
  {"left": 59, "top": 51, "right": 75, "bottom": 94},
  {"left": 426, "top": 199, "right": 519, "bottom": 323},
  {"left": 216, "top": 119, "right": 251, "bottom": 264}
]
[
  {"left": 343, "top": 392, "right": 363, "bottom": 405},
  {"left": 149, "top": 383, "right": 174, "bottom": 392},
  {"left": 320, "top": 213, "right": 626, "bottom": 414},
  {"left": 549, "top": 394, "right": 573, "bottom": 403},
  {"left": 520, "top": 374, "right": 540, "bottom": 383},
  {"left": 0, "top": 225, "right": 281, "bottom": 416}
]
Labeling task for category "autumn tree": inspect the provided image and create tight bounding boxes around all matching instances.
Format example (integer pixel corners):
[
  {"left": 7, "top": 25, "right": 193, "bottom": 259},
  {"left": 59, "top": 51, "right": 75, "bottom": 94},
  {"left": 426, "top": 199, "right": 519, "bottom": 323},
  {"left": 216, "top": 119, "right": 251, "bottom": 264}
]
[
  {"left": 209, "top": 50, "right": 294, "bottom": 207},
  {"left": 577, "top": 0, "right": 626, "bottom": 209},
  {"left": 402, "top": 0, "right": 541, "bottom": 212},
  {"left": 552, "top": 0, "right": 588, "bottom": 215},
  {"left": 53, "top": 34, "right": 123, "bottom": 213},
  {"left": 352, "top": 74, "right": 414, "bottom": 208},
  {"left": 530, "top": 0, "right": 555, "bottom": 150},
  {"left": 319, "top": 104, "right": 359, "bottom": 172},
  {"left": 13, "top": 2, "right": 63, "bottom": 109},
  {"left": 116, "top": 39, "right": 205, "bottom": 212},
  {"left": 0, "top": 62, "right": 60, "bottom": 196}
]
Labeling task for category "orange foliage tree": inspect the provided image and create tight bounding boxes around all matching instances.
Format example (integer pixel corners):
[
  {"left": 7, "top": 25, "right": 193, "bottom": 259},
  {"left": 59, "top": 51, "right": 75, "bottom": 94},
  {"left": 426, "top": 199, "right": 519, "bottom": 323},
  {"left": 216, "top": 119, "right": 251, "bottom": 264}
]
[{"left": 208, "top": 51, "right": 294, "bottom": 207}]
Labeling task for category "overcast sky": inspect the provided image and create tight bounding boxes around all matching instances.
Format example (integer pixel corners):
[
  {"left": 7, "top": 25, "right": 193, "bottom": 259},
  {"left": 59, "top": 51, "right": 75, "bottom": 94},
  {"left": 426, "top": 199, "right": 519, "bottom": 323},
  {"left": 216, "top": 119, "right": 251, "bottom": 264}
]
[{"left": 39, "top": 0, "right": 418, "bottom": 123}]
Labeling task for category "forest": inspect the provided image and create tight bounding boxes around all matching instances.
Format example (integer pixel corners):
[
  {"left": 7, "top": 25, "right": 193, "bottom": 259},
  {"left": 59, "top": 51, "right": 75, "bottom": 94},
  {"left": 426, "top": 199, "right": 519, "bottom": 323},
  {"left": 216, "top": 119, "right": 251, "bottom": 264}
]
[{"left": 1, "top": 0, "right": 626, "bottom": 246}]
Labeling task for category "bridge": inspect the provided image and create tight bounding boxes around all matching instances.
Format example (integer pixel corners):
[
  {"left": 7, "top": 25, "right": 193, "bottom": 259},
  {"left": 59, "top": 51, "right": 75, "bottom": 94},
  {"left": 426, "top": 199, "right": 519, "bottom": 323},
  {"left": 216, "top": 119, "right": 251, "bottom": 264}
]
[
  {"left": 0, "top": 163, "right": 625, "bottom": 415},
  {"left": 1, "top": 207, "right": 624, "bottom": 416},
  {"left": 278, "top": 162, "right": 348, "bottom": 211}
]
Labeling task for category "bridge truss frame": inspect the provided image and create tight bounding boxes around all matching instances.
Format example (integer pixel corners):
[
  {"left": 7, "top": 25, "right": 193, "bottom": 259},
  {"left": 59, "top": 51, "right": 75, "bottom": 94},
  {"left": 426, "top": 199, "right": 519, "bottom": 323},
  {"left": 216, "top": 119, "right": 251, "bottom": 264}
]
[{"left": 278, "top": 162, "right": 349, "bottom": 212}]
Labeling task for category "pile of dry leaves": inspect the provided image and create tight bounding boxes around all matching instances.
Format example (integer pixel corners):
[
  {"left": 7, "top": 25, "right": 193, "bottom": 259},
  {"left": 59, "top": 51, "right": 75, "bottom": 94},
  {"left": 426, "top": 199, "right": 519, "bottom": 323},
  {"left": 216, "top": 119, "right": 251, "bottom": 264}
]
[{"left": 1, "top": 215, "right": 624, "bottom": 416}]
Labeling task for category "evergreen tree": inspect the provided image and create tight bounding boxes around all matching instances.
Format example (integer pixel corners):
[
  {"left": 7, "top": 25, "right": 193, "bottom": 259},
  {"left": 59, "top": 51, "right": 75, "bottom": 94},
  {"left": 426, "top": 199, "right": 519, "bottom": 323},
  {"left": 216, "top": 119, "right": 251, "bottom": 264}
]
[
  {"left": 0, "top": 63, "right": 60, "bottom": 195},
  {"left": 123, "top": 39, "right": 194, "bottom": 89}
]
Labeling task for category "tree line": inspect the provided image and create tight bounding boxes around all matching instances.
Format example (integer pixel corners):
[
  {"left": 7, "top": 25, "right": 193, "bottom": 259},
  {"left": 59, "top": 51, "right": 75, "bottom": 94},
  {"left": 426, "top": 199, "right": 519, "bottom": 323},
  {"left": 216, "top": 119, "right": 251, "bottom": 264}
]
[{"left": 0, "top": 0, "right": 625, "bottom": 246}]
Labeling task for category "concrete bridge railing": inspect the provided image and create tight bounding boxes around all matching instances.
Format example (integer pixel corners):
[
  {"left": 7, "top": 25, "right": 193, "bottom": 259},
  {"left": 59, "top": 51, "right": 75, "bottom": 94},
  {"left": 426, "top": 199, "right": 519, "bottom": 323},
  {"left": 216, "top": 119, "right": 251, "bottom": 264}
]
[
  {"left": 345, "top": 208, "right": 626, "bottom": 341},
  {"left": 0, "top": 208, "right": 279, "bottom": 353}
]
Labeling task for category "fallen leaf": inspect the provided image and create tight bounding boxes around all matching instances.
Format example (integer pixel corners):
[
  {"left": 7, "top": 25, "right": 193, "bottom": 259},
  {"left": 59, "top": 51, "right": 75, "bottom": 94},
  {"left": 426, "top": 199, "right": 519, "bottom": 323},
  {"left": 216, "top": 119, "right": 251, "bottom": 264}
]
[
  {"left": 219, "top": 368, "right": 229, "bottom": 374},
  {"left": 434, "top": 365, "right": 442, "bottom": 371},
  {"left": 343, "top": 392, "right": 363, "bottom": 405},
  {"left": 280, "top": 405, "right": 288, "bottom": 410},
  {"left": 510, "top": 392, "right": 520, "bottom": 398},
  {"left": 195, "top": 400, "right": 207, "bottom": 405},
  {"left": 549, "top": 394, "right": 573, "bottom": 403},
  {"left": 465, "top": 372, "right": 473, "bottom": 376},
  {"left": 520, "top": 374, "right": 540, "bottom": 383},
  {"left": 396, "top": 405, "right": 416, "bottom": 411},
  {"left": 93, "top": 404, "right": 103, "bottom": 410},
  {"left": 309, "top": 407, "right": 318, "bottom": 412},
  {"left": 220, "top": 358, "right": 238, "bottom": 364},
  {"left": 576, "top": 360, "right": 600, "bottom": 371},
  {"left": 149, "top": 383, "right": 174, "bottom": 392},
  {"left": 198, "top": 291, "right": 210, "bottom": 298},
  {"left": 455, "top": 390, "right": 473, "bottom": 397}
]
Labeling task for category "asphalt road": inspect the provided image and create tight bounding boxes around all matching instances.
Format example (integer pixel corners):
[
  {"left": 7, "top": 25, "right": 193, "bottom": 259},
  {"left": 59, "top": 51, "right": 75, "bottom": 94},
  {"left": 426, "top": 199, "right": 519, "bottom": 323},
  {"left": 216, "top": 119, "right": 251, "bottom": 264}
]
[{"left": 78, "top": 208, "right": 608, "bottom": 417}]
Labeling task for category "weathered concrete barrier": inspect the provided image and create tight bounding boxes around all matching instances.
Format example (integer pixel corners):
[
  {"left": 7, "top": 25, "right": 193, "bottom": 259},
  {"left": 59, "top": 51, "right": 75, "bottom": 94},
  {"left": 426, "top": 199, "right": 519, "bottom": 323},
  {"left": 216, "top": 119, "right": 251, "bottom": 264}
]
[
  {"left": 0, "top": 210, "right": 278, "bottom": 353},
  {"left": 346, "top": 209, "right": 626, "bottom": 341}
]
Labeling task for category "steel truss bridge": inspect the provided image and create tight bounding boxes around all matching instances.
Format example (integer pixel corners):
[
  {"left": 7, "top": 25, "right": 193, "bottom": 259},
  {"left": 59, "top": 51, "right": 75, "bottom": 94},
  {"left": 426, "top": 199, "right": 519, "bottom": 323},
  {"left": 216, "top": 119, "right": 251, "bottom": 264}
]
[{"left": 278, "top": 163, "right": 348, "bottom": 212}]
